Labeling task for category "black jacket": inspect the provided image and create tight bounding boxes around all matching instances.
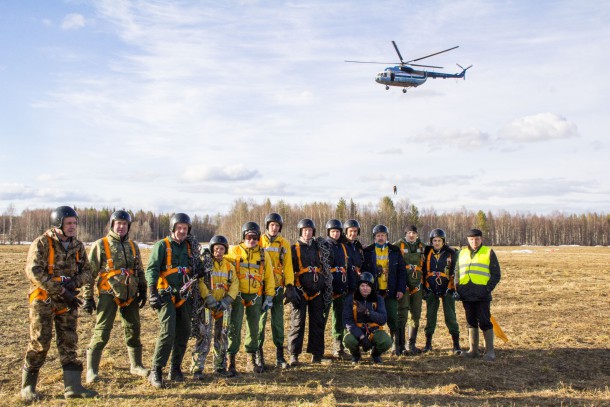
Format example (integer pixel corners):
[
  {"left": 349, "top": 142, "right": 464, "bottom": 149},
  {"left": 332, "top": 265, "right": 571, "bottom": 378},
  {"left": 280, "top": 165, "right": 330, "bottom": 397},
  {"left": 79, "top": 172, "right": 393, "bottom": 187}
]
[{"left": 362, "top": 243, "right": 406, "bottom": 298}]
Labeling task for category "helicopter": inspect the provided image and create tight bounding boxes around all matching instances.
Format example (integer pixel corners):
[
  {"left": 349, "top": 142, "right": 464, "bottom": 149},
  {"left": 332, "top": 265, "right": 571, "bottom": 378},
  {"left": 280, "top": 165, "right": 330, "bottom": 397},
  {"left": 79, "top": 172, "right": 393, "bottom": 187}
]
[{"left": 346, "top": 41, "right": 472, "bottom": 93}]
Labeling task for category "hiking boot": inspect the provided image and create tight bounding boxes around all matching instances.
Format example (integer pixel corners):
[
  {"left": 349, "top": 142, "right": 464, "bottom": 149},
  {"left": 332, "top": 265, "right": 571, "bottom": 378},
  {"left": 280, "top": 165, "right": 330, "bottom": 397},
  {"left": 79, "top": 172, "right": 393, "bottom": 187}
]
[
  {"left": 423, "top": 334, "right": 433, "bottom": 353},
  {"left": 483, "top": 329, "right": 496, "bottom": 361},
  {"left": 227, "top": 355, "right": 238, "bottom": 377},
  {"left": 408, "top": 326, "right": 422, "bottom": 355},
  {"left": 148, "top": 366, "right": 164, "bottom": 388},
  {"left": 451, "top": 333, "right": 462, "bottom": 355},
  {"left": 193, "top": 370, "right": 204, "bottom": 380},
  {"left": 371, "top": 347, "right": 383, "bottom": 364},
  {"left": 462, "top": 328, "right": 479, "bottom": 359},
  {"left": 86, "top": 348, "right": 102, "bottom": 383},
  {"left": 311, "top": 355, "right": 323, "bottom": 364},
  {"left": 128, "top": 347, "right": 149, "bottom": 377},
  {"left": 168, "top": 364, "right": 184, "bottom": 382},
  {"left": 20, "top": 367, "right": 39, "bottom": 403},
  {"left": 350, "top": 350, "right": 361, "bottom": 365}
]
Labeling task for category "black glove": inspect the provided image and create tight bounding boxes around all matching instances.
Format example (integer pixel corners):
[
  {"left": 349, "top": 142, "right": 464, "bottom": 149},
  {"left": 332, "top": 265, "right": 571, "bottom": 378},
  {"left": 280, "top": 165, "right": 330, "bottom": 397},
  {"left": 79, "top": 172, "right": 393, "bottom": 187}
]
[
  {"left": 149, "top": 286, "right": 163, "bottom": 311},
  {"left": 60, "top": 287, "right": 83, "bottom": 309},
  {"left": 283, "top": 285, "right": 302, "bottom": 307},
  {"left": 446, "top": 288, "right": 455, "bottom": 297},
  {"left": 83, "top": 297, "right": 96, "bottom": 314},
  {"left": 453, "top": 291, "right": 461, "bottom": 301},
  {"left": 216, "top": 296, "right": 234, "bottom": 312},
  {"left": 422, "top": 288, "right": 432, "bottom": 300},
  {"left": 360, "top": 335, "right": 372, "bottom": 352},
  {"left": 138, "top": 284, "right": 147, "bottom": 308},
  {"left": 60, "top": 278, "right": 77, "bottom": 292},
  {"left": 204, "top": 294, "right": 218, "bottom": 309}
]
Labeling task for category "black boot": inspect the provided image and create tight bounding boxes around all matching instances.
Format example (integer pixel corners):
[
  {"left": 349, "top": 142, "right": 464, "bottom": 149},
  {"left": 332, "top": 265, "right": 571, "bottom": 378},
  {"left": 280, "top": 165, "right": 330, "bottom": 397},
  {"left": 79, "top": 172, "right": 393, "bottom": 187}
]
[
  {"left": 168, "top": 364, "right": 184, "bottom": 382},
  {"left": 148, "top": 366, "right": 164, "bottom": 388},
  {"left": 227, "top": 355, "right": 238, "bottom": 377},
  {"left": 276, "top": 347, "right": 289, "bottom": 369},
  {"left": 451, "top": 333, "right": 462, "bottom": 355},
  {"left": 423, "top": 333, "right": 433, "bottom": 353},
  {"left": 350, "top": 349, "right": 361, "bottom": 365},
  {"left": 248, "top": 353, "right": 264, "bottom": 373},
  {"left": 371, "top": 347, "right": 383, "bottom": 364},
  {"left": 20, "top": 367, "right": 39, "bottom": 403},
  {"left": 255, "top": 345, "right": 265, "bottom": 369},
  {"left": 396, "top": 326, "right": 407, "bottom": 356},
  {"left": 408, "top": 326, "right": 422, "bottom": 355}
]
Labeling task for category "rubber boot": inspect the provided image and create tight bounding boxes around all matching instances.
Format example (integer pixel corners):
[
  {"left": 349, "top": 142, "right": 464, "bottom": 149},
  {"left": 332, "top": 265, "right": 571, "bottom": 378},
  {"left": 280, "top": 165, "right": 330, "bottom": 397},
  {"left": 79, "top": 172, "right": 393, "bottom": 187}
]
[
  {"left": 148, "top": 366, "right": 164, "bottom": 388},
  {"left": 255, "top": 345, "right": 265, "bottom": 369},
  {"left": 423, "top": 334, "right": 433, "bottom": 353},
  {"left": 248, "top": 353, "right": 264, "bottom": 373},
  {"left": 63, "top": 365, "right": 98, "bottom": 399},
  {"left": 462, "top": 327, "right": 479, "bottom": 358},
  {"left": 396, "top": 326, "right": 407, "bottom": 356},
  {"left": 389, "top": 329, "right": 396, "bottom": 355},
  {"left": 350, "top": 349, "right": 361, "bottom": 365},
  {"left": 127, "top": 347, "right": 149, "bottom": 377},
  {"left": 289, "top": 354, "right": 300, "bottom": 367},
  {"left": 483, "top": 329, "right": 496, "bottom": 361},
  {"left": 20, "top": 368, "right": 39, "bottom": 403},
  {"left": 86, "top": 348, "right": 102, "bottom": 383},
  {"left": 193, "top": 370, "right": 205, "bottom": 380},
  {"left": 276, "top": 347, "right": 289, "bottom": 369},
  {"left": 227, "top": 355, "right": 238, "bottom": 377},
  {"left": 451, "top": 333, "right": 462, "bottom": 355},
  {"left": 168, "top": 364, "right": 184, "bottom": 382},
  {"left": 332, "top": 338, "right": 348, "bottom": 359},
  {"left": 408, "top": 327, "right": 422, "bottom": 355},
  {"left": 371, "top": 347, "right": 383, "bottom": 364}
]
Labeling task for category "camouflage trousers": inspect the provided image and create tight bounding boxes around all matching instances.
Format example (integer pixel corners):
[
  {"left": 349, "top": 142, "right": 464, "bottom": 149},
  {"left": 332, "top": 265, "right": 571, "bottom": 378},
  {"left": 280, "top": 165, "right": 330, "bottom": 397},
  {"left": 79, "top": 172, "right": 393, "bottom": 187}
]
[
  {"left": 191, "top": 310, "right": 230, "bottom": 372},
  {"left": 24, "top": 301, "right": 80, "bottom": 370}
]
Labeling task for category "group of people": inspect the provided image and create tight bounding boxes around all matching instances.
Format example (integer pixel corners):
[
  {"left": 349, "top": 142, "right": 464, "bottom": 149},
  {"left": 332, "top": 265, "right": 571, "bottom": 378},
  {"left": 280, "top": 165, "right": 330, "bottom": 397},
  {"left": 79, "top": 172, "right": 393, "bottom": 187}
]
[{"left": 21, "top": 206, "right": 501, "bottom": 401}]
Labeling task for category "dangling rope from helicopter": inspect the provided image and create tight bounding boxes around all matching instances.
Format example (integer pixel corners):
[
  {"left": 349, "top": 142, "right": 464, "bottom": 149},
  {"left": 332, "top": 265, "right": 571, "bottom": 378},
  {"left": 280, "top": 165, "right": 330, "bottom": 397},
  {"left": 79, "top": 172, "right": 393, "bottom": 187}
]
[{"left": 315, "top": 236, "right": 334, "bottom": 311}]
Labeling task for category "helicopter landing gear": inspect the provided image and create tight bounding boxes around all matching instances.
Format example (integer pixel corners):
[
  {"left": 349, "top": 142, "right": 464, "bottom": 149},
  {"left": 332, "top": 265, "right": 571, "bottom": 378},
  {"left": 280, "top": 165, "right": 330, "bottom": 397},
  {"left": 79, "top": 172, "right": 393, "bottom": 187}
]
[
  {"left": 402, "top": 88, "right": 407, "bottom": 93},
  {"left": 385, "top": 85, "right": 389, "bottom": 90}
]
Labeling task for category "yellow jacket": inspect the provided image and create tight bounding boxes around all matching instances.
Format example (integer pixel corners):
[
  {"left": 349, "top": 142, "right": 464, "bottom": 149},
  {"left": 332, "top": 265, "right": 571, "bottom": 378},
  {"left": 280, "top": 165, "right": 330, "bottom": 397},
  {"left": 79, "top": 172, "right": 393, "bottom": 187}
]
[
  {"left": 260, "top": 234, "right": 294, "bottom": 287},
  {"left": 226, "top": 243, "right": 275, "bottom": 296},
  {"left": 198, "top": 256, "right": 239, "bottom": 301}
]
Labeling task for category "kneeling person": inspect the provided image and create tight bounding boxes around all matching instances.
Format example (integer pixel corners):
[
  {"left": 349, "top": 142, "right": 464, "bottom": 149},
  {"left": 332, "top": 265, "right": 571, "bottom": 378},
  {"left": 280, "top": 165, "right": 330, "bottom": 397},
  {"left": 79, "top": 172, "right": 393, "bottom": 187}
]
[{"left": 343, "top": 272, "right": 392, "bottom": 364}]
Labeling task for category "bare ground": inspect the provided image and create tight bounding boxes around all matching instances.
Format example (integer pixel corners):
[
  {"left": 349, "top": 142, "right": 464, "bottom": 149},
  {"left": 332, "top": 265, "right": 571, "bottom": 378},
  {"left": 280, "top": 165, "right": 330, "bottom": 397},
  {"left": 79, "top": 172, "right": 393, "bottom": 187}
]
[{"left": 0, "top": 245, "right": 608, "bottom": 406}]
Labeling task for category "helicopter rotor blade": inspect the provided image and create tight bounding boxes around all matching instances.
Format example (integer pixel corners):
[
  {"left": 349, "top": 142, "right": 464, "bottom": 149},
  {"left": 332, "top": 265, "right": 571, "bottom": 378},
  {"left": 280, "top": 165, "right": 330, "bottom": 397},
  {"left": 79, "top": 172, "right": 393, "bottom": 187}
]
[
  {"left": 345, "top": 60, "right": 401, "bottom": 64},
  {"left": 457, "top": 63, "right": 473, "bottom": 71},
  {"left": 410, "top": 63, "right": 444, "bottom": 69},
  {"left": 406, "top": 46, "right": 459, "bottom": 63},
  {"left": 392, "top": 41, "right": 405, "bottom": 64}
]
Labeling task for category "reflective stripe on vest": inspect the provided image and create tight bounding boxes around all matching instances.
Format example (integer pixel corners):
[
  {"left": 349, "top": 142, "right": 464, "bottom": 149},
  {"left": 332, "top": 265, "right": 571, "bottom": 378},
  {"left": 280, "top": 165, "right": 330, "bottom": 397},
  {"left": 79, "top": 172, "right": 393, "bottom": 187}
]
[
  {"left": 458, "top": 246, "right": 491, "bottom": 285},
  {"left": 234, "top": 245, "right": 263, "bottom": 296}
]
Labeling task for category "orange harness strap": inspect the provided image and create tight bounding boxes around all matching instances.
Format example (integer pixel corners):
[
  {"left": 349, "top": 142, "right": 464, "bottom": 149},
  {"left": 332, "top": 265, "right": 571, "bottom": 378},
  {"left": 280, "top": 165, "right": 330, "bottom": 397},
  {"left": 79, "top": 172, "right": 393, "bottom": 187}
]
[
  {"left": 294, "top": 243, "right": 321, "bottom": 301},
  {"left": 156, "top": 238, "right": 191, "bottom": 307},
  {"left": 234, "top": 245, "right": 263, "bottom": 297},
  {"left": 352, "top": 301, "right": 383, "bottom": 340},
  {"left": 425, "top": 250, "right": 451, "bottom": 289},
  {"left": 98, "top": 237, "right": 137, "bottom": 307}
]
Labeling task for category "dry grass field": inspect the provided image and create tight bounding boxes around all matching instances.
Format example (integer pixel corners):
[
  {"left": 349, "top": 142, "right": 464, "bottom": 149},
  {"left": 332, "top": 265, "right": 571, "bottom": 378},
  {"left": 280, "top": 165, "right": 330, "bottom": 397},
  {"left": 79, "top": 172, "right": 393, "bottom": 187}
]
[{"left": 0, "top": 245, "right": 608, "bottom": 406}]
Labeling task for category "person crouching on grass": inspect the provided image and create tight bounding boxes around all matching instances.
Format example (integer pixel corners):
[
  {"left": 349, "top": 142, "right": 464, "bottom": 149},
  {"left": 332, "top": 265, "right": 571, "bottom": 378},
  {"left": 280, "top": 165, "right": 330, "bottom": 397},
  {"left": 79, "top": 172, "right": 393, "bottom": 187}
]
[{"left": 342, "top": 272, "right": 392, "bottom": 364}]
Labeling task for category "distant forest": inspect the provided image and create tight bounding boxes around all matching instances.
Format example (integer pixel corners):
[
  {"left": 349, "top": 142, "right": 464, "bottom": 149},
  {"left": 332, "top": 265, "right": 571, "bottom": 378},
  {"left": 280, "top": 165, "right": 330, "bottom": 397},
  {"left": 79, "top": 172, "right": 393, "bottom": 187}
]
[{"left": 1, "top": 197, "right": 609, "bottom": 246}]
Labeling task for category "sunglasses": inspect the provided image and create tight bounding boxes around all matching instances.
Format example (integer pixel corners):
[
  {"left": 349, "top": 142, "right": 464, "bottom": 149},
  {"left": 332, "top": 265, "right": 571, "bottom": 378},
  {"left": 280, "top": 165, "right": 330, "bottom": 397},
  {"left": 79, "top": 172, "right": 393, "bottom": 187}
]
[{"left": 245, "top": 235, "right": 259, "bottom": 241}]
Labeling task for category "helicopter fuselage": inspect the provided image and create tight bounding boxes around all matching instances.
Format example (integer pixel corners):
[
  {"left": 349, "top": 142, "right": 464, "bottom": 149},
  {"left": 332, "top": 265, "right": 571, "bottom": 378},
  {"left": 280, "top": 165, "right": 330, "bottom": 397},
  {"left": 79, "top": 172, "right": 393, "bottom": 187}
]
[{"left": 375, "top": 66, "right": 427, "bottom": 88}]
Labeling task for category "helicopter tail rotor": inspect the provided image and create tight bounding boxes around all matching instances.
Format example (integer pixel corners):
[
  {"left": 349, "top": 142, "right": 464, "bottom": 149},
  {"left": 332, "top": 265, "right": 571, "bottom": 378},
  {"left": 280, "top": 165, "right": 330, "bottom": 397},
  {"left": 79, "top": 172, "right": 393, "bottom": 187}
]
[{"left": 457, "top": 63, "right": 473, "bottom": 79}]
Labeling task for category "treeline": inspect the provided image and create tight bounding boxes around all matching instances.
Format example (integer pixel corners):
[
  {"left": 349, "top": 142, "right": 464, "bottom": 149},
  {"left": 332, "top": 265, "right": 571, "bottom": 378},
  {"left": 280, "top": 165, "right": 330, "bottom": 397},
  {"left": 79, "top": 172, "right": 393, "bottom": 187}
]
[{"left": 1, "top": 198, "right": 609, "bottom": 246}]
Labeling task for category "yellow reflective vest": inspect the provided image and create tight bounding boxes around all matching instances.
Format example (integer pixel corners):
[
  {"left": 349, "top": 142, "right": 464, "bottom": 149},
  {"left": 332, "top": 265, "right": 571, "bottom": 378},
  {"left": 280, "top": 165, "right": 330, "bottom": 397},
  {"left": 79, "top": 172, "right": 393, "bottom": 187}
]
[
  {"left": 260, "top": 234, "right": 294, "bottom": 287},
  {"left": 457, "top": 246, "right": 491, "bottom": 286}
]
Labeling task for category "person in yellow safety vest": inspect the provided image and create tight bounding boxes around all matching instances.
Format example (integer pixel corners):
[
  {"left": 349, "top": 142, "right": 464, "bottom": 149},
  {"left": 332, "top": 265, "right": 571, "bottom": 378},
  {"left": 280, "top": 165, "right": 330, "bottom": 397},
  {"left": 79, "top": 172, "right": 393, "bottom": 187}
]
[
  {"left": 146, "top": 213, "right": 202, "bottom": 388},
  {"left": 21, "top": 206, "right": 97, "bottom": 402},
  {"left": 258, "top": 213, "right": 294, "bottom": 369},
  {"left": 454, "top": 228, "right": 501, "bottom": 361},
  {"left": 342, "top": 272, "right": 392, "bottom": 364},
  {"left": 191, "top": 235, "right": 239, "bottom": 379},
  {"left": 225, "top": 222, "right": 275, "bottom": 374},
  {"left": 83, "top": 210, "right": 149, "bottom": 384},
  {"left": 287, "top": 219, "right": 331, "bottom": 366}
]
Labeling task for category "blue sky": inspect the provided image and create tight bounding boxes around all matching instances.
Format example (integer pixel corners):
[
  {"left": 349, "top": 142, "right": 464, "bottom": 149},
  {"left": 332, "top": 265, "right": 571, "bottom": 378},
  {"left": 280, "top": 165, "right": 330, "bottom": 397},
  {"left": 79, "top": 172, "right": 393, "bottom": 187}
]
[{"left": 1, "top": 0, "right": 608, "bottom": 216}]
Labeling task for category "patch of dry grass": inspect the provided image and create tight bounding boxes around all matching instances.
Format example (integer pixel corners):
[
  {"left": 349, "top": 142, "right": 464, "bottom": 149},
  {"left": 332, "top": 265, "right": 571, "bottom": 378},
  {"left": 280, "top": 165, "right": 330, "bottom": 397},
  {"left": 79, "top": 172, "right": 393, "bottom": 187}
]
[{"left": 0, "top": 245, "right": 608, "bottom": 406}]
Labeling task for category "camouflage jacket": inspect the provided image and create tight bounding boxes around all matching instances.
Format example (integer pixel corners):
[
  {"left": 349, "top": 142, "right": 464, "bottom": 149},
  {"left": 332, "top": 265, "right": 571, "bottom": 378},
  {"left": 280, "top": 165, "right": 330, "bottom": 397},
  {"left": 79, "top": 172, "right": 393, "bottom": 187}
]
[
  {"left": 84, "top": 230, "right": 145, "bottom": 300},
  {"left": 25, "top": 228, "right": 93, "bottom": 299}
]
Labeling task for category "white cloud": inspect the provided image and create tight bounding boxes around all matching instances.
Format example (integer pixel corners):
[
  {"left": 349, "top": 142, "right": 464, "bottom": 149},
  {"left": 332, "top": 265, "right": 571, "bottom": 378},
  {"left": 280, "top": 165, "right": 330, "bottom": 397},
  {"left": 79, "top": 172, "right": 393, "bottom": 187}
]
[
  {"left": 412, "top": 126, "right": 492, "bottom": 149},
  {"left": 61, "top": 13, "right": 86, "bottom": 30},
  {"left": 499, "top": 113, "right": 579, "bottom": 142},
  {"left": 182, "top": 165, "right": 259, "bottom": 182}
]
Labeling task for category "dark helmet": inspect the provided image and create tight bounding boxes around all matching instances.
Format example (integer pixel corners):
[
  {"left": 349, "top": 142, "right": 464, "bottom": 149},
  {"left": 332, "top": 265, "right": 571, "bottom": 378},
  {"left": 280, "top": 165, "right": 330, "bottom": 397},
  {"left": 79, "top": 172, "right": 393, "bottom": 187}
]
[
  {"left": 343, "top": 219, "right": 361, "bottom": 235},
  {"left": 325, "top": 219, "right": 343, "bottom": 236},
  {"left": 110, "top": 210, "right": 132, "bottom": 231},
  {"left": 209, "top": 235, "right": 229, "bottom": 253},
  {"left": 170, "top": 213, "right": 192, "bottom": 234},
  {"left": 241, "top": 221, "right": 261, "bottom": 240},
  {"left": 297, "top": 218, "right": 316, "bottom": 237},
  {"left": 51, "top": 206, "right": 78, "bottom": 229},
  {"left": 358, "top": 271, "right": 375, "bottom": 288},
  {"left": 372, "top": 224, "right": 389, "bottom": 238},
  {"left": 429, "top": 228, "right": 447, "bottom": 244},
  {"left": 264, "top": 213, "right": 283, "bottom": 232}
]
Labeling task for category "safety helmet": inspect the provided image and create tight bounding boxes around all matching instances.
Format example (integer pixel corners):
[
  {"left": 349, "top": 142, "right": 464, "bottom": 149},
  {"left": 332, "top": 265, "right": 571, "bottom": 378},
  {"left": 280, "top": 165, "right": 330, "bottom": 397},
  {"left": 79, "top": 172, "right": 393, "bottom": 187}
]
[
  {"left": 358, "top": 271, "right": 375, "bottom": 288},
  {"left": 264, "top": 213, "right": 283, "bottom": 232},
  {"left": 110, "top": 210, "right": 132, "bottom": 232},
  {"left": 429, "top": 228, "right": 446, "bottom": 244},
  {"left": 241, "top": 221, "right": 261, "bottom": 240},
  {"left": 51, "top": 206, "right": 78, "bottom": 229},
  {"left": 372, "top": 224, "right": 389, "bottom": 239},
  {"left": 170, "top": 213, "right": 192, "bottom": 234},
  {"left": 297, "top": 218, "right": 316, "bottom": 237},
  {"left": 343, "top": 219, "right": 361, "bottom": 236},
  {"left": 325, "top": 219, "right": 343, "bottom": 236},
  {"left": 209, "top": 235, "right": 229, "bottom": 253}
]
